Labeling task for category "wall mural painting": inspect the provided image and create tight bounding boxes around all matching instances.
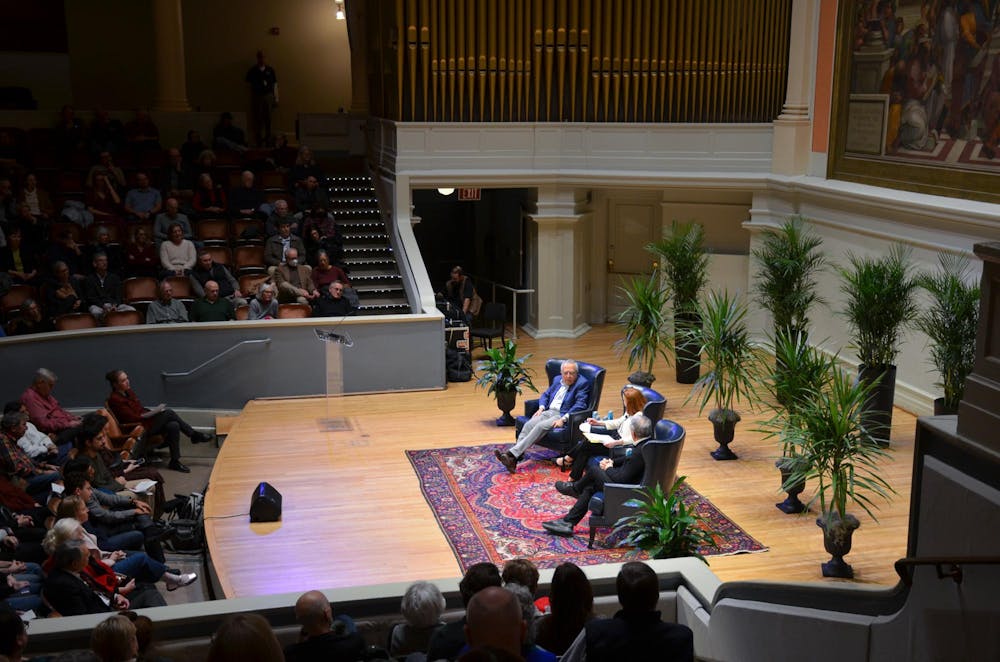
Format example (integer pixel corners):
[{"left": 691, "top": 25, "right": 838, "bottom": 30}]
[{"left": 846, "top": 0, "right": 1000, "bottom": 169}]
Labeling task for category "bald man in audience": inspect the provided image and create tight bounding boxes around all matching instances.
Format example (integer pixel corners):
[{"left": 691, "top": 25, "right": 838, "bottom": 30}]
[
  {"left": 460, "top": 586, "right": 556, "bottom": 662},
  {"left": 283, "top": 590, "right": 366, "bottom": 662}
]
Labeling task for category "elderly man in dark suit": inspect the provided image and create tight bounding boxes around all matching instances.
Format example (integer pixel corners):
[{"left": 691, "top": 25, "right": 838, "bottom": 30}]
[
  {"left": 541, "top": 415, "right": 653, "bottom": 537},
  {"left": 495, "top": 360, "right": 591, "bottom": 474}
]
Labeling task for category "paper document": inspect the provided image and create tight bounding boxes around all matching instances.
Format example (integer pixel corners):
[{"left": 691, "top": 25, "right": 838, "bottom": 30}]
[
  {"left": 583, "top": 432, "right": 610, "bottom": 444},
  {"left": 131, "top": 480, "right": 158, "bottom": 494}
]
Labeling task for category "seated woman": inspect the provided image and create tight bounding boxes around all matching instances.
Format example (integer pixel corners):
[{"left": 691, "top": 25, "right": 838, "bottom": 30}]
[
  {"left": 125, "top": 227, "right": 158, "bottom": 278},
  {"left": 388, "top": 581, "right": 446, "bottom": 658},
  {"left": 43, "top": 538, "right": 128, "bottom": 616},
  {"left": 86, "top": 173, "right": 123, "bottom": 227},
  {"left": 192, "top": 172, "right": 227, "bottom": 219},
  {"left": 555, "top": 385, "right": 647, "bottom": 481},
  {"left": 533, "top": 562, "right": 594, "bottom": 656},
  {"left": 106, "top": 369, "right": 212, "bottom": 473},
  {"left": 0, "top": 227, "right": 39, "bottom": 285},
  {"left": 0, "top": 558, "right": 46, "bottom": 614},
  {"left": 158, "top": 222, "right": 196, "bottom": 278},
  {"left": 249, "top": 283, "right": 279, "bottom": 320},
  {"left": 17, "top": 173, "right": 54, "bottom": 220}
]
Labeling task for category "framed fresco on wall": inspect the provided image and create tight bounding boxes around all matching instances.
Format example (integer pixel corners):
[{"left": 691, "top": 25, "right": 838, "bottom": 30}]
[{"left": 829, "top": 0, "right": 1000, "bottom": 204}]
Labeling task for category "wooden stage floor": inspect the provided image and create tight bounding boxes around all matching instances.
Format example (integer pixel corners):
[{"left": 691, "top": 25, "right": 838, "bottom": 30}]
[{"left": 204, "top": 325, "right": 916, "bottom": 599}]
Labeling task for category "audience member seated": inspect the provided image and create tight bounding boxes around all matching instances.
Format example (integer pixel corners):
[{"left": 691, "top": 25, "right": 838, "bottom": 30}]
[
  {"left": 8, "top": 299, "right": 53, "bottom": 336},
  {"left": 271, "top": 133, "right": 297, "bottom": 169},
  {"left": 106, "top": 369, "right": 212, "bottom": 472},
  {"left": 427, "top": 562, "right": 502, "bottom": 662},
  {"left": 533, "top": 563, "right": 594, "bottom": 657},
  {"left": 248, "top": 283, "right": 278, "bottom": 320},
  {"left": 146, "top": 279, "right": 188, "bottom": 324},
  {"left": 460, "top": 586, "right": 556, "bottom": 661},
  {"left": 303, "top": 215, "right": 342, "bottom": 265},
  {"left": 0, "top": 411, "right": 61, "bottom": 502},
  {"left": 290, "top": 146, "right": 324, "bottom": 188},
  {"left": 159, "top": 223, "right": 196, "bottom": 277},
  {"left": 83, "top": 252, "right": 135, "bottom": 321},
  {"left": 273, "top": 247, "right": 318, "bottom": 304},
  {"left": 556, "top": 386, "right": 647, "bottom": 480},
  {"left": 3, "top": 401, "right": 58, "bottom": 462},
  {"left": 179, "top": 130, "right": 207, "bottom": 168},
  {"left": 160, "top": 147, "right": 195, "bottom": 202},
  {"left": 120, "top": 611, "right": 159, "bottom": 662},
  {"left": 192, "top": 173, "right": 227, "bottom": 219},
  {"left": 153, "top": 197, "right": 193, "bottom": 245},
  {"left": 123, "top": 109, "right": 161, "bottom": 157},
  {"left": 560, "top": 562, "right": 694, "bottom": 662},
  {"left": 293, "top": 176, "right": 329, "bottom": 218},
  {"left": 284, "top": 590, "right": 367, "bottom": 662},
  {"left": 389, "top": 581, "right": 447, "bottom": 659},
  {"left": 502, "top": 559, "right": 546, "bottom": 614},
  {"left": 212, "top": 112, "right": 248, "bottom": 153},
  {"left": 48, "top": 230, "right": 87, "bottom": 279},
  {"left": 1, "top": 562, "right": 46, "bottom": 620},
  {"left": 228, "top": 170, "right": 265, "bottom": 219},
  {"left": 0, "top": 227, "right": 38, "bottom": 285},
  {"left": 313, "top": 281, "right": 353, "bottom": 317},
  {"left": 190, "top": 280, "right": 235, "bottom": 322},
  {"left": 265, "top": 198, "right": 296, "bottom": 237},
  {"left": 86, "top": 173, "right": 123, "bottom": 225},
  {"left": 123, "top": 172, "right": 162, "bottom": 222},
  {"left": 89, "top": 108, "right": 124, "bottom": 157},
  {"left": 206, "top": 613, "right": 285, "bottom": 662},
  {"left": 193, "top": 149, "right": 218, "bottom": 180},
  {"left": 310, "top": 250, "right": 350, "bottom": 289},
  {"left": 542, "top": 415, "right": 653, "bottom": 539},
  {"left": 10, "top": 203, "right": 47, "bottom": 256},
  {"left": 495, "top": 360, "right": 592, "bottom": 475},
  {"left": 191, "top": 250, "right": 246, "bottom": 308},
  {"left": 0, "top": 179, "right": 16, "bottom": 227},
  {"left": 45, "top": 261, "right": 83, "bottom": 318},
  {"left": 21, "top": 368, "right": 82, "bottom": 450},
  {"left": 0, "top": 608, "right": 30, "bottom": 660},
  {"left": 54, "top": 492, "right": 145, "bottom": 564},
  {"left": 17, "top": 173, "right": 54, "bottom": 220},
  {"left": 265, "top": 218, "right": 306, "bottom": 268},
  {"left": 86, "top": 152, "right": 127, "bottom": 191},
  {"left": 90, "top": 615, "right": 140, "bottom": 662},
  {"left": 44, "top": 539, "right": 129, "bottom": 615},
  {"left": 85, "top": 227, "right": 125, "bottom": 276},
  {"left": 125, "top": 227, "right": 158, "bottom": 278}
]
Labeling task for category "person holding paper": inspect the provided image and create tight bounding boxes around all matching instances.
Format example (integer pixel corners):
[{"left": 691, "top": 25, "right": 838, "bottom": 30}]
[
  {"left": 556, "top": 385, "right": 647, "bottom": 481},
  {"left": 105, "top": 370, "right": 213, "bottom": 474}
]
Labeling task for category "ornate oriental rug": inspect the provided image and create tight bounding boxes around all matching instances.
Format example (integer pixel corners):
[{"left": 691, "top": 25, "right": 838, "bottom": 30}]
[{"left": 406, "top": 443, "right": 767, "bottom": 572}]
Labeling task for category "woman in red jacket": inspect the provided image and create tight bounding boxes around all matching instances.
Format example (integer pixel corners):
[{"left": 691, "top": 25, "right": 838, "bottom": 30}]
[{"left": 105, "top": 370, "right": 213, "bottom": 473}]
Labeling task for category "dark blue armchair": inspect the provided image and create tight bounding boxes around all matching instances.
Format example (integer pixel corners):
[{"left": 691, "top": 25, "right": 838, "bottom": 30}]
[
  {"left": 586, "top": 418, "right": 686, "bottom": 548},
  {"left": 514, "top": 359, "right": 606, "bottom": 454}
]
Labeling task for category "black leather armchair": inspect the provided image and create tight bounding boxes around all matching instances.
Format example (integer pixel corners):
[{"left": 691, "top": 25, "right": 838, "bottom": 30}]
[
  {"left": 514, "top": 359, "right": 606, "bottom": 454},
  {"left": 586, "top": 418, "right": 686, "bottom": 548},
  {"left": 633, "top": 385, "right": 667, "bottom": 426}
]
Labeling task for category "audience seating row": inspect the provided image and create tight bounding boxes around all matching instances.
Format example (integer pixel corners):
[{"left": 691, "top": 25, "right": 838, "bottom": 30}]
[{"left": 43, "top": 303, "right": 314, "bottom": 331}]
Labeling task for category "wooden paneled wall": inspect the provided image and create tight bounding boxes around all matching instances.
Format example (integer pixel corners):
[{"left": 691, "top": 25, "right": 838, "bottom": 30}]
[{"left": 365, "top": 0, "right": 791, "bottom": 123}]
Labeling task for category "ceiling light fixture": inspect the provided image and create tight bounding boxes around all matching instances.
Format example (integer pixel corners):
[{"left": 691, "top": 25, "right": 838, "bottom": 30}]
[{"left": 437, "top": 188, "right": 455, "bottom": 196}]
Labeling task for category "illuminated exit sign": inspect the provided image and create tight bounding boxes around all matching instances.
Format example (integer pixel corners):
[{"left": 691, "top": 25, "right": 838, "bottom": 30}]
[{"left": 458, "top": 188, "right": 481, "bottom": 201}]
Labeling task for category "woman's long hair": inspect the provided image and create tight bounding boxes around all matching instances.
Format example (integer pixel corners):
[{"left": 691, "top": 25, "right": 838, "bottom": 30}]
[{"left": 622, "top": 386, "right": 647, "bottom": 416}]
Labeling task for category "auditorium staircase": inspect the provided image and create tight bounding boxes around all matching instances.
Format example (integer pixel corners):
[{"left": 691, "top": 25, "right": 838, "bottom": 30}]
[{"left": 326, "top": 173, "right": 411, "bottom": 315}]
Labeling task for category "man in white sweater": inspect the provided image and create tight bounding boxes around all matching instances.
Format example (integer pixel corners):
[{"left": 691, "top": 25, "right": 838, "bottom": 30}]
[{"left": 3, "top": 401, "right": 59, "bottom": 462}]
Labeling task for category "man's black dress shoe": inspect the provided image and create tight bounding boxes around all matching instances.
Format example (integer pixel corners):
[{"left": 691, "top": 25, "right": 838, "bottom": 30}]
[
  {"left": 494, "top": 450, "right": 518, "bottom": 474},
  {"left": 191, "top": 432, "right": 214, "bottom": 444},
  {"left": 542, "top": 519, "right": 575, "bottom": 537},
  {"left": 168, "top": 460, "right": 191, "bottom": 473},
  {"left": 554, "top": 481, "right": 579, "bottom": 498}
]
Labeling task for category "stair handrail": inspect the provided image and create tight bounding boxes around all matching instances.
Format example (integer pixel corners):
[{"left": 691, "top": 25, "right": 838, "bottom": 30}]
[
  {"left": 464, "top": 272, "right": 535, "bottom": 340},
  {"left": 161, "top": 338, "right": 271, "bottom": 379},
  {"left": 893, "top": 555, "right": 1000, "bottom": 587}
]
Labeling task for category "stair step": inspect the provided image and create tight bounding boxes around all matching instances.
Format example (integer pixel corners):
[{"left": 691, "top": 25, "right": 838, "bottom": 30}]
[
  {"left": 349, "top": 269, "right": 400, "bottom": 279},
  {"left": 355, "top": 284, "right": 404, "bottom": 294},
  {"left": 341, "top": 232, "right": 388, "bottom": 241},
  {"left": 342, "top": 256, "right": 397, "bottom": 265},
  {"left": 325, "top": 175, "right": 371, "bottom": 185},
  {"left": 331, "top": 208, "right": 380, "bottom": 217},
  {"left": 344, "top": 243, "right": 393, "bottom": 252}
]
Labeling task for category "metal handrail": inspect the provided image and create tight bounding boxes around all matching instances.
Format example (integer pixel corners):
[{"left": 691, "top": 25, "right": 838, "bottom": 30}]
[
  {"left": 894, "top": 556, "right": 1000, "bottom": 587},
  {"left": 464, "top": 272, "right": 535, "bottom": 340},
  {"left": 161, "top": 338, "right": 271, "bottom": 378}
]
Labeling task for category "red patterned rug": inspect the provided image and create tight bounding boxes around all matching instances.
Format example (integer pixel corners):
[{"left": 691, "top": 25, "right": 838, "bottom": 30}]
[{"left": 406, "top": 443, "right": 767, "bottom": 572}]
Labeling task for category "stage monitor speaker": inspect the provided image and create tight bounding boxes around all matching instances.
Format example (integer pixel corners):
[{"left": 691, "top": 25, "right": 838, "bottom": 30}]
[{"left": 249, "top": 482, "right": 282, "bottom": 522}]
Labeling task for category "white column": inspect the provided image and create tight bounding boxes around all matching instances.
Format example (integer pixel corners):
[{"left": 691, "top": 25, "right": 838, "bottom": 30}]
[
  {"left": 522, "top": 186, "right": 591, "bottom": 339},
  {"left": 151, "top": 0, "right": 190, "bottom": 112},
  {"left": 771, "top": 0, "right": 819, "bottom": 175}
]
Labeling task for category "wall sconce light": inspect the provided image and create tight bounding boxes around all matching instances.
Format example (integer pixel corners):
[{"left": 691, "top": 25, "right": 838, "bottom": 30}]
[
  {"left": 335, "top": 1, "right": 345, "bottom": 20},
  {"left": 437, "top": 188, "right": 455, "bottom": 196}
]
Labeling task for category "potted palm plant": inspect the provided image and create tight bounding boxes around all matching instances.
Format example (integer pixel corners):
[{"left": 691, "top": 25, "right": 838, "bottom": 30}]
[
  {"left": 838, "top": 245, "right": 918, "bottom": 441},
  {"left": 752, "top": 216, "right": 825, "bottom": 343},
  {"left": 783, "top": 367, "right": 895, "bottom": 579},
  {"left": 475, "top": 340, "right": 537, "bottom": 426},
  {"left": 682, "top": 290, "right": 760, "bottom": 460},
  {"left": 759, "top": 332, "right": 838, "bottom": 514},
  {"left": 647, "top": 221, "right": 709, "bottom": 384},
  {"left": 611, "top": 476, "right": 718, "bottom": 563},
  {"left": 614, "top": 273, "right": 672, "bottom": 387},
  {"left": 915, "top": 254, "right": 980, "bottom": 415}
]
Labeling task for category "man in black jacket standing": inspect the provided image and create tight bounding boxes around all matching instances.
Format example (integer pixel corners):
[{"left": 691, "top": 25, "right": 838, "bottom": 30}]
[{"left": 541, "top": 415, "right": 652, "bottom": 537}]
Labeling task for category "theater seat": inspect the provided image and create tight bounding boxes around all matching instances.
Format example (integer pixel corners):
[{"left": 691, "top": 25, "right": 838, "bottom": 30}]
[
  {"left": 277, "top": 303, "right": 311, "bottom": 319},
  {"left": 514, "top": 359, "right": 606, "bottom": 454},
  {"left": 103, "top": 310, "right": 144, "bottom": 327},
  {"left": 235, "top": 305, "right": 249, "bottom": 320},
  {"left": 586, "top": 419, "right": 686, "bottom": 549},
  {"left": 54, "top": 312, "right": 99, "bottom": 331},
  {"left": 124, "top": 277, "right": 158, "bottom": 308}
]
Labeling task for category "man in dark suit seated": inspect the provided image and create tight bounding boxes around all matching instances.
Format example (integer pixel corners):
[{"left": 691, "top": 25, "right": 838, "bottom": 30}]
[
  {"left": 495, "top": 360, "right": 591, "bottom": 474},
  {"left": 44, "top": 539, "right": 127, "bottom": 616},
  {"left": 541, "top": 415, "right": 652, "bottom": 537},
  {"left": 559, "top": 561, "right": 694, "bottom": 662}
]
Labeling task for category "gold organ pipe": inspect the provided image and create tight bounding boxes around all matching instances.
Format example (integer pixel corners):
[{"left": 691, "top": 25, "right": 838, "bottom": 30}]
[
  {"left": 579, "top": 0, "right": 590, "bottom": 122},
  {"left": 543, "top": 1, "right": 555, "bottom": 120},
  {"left": 647, "top": 0, "right": 659, "bottom": 121},
  {"left": 637, "top": 0, "right": 649, "bottom": 121},
  {"left": 568, "top": 0, "right": 578, "bottom": 121},
  {"left": 620, "top": 0, "right": 632, "bottom": 122},
  {"left": 533, "top": 0, "right": 542, "bottom": 119},
  {"left": 556, "top": 0, "right": 567, "bottom": 120},
  {"left": 601, "top": 0, "right": 611, "bottom": 120},
  {"left": 488, "top": 0, "right": 497, "bottom": 121},
  {"left": 588, "top": 0, "right": 600, "bottom": 121},
  {"left": 611, "top": 0, "right": 622, "bottom": 122},
  {"left": 419, "top": 0, "right": 429, "bottom": 120},
  {"left": 465, "top": 0, "right": 475, "bottom": 121},
  {"left": 396, "top": 0, "right": 405, "bottom": 119},
  {"left": 693, "top": 0, "right": 705, "bottom": 120},
  {"left": 664, "top": 2, "right": 676, "bottom": 120}
]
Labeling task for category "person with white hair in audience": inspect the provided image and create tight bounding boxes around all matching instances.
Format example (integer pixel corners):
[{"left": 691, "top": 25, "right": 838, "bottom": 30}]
[
  {"left": 20, "top": 368, "right": 81, "bottom": 452},
  {"left": 44, "top": 539, "right": 130, "bottom": 615},
  {"left": 273, "top": 247, "right": 319, "bottom": 304},
  {"left": 3, "top": 401, "right": 58, "bottom": 462},
  {"left": 249, "top": 283, "right": 279, "bottom": 320},
  {"left": 283, "top": 590, "right": 366, "bottom": 662},
  {"left": 389, "top": 580, "right": 447, "bottom": 658},
  {"left": 228, "top": 170, "right": 265, "bottom": 218},
  {"left": 146, "top": 279, "right": 188, "bottom": 324},
  {"left": 0, "top": 411, "right": 61, "bottom": 501}
]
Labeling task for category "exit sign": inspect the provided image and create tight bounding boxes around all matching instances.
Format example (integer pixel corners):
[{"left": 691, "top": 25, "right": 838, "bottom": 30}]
[{"left": 458, "top": 188, "right": 481, "bottom": 201}]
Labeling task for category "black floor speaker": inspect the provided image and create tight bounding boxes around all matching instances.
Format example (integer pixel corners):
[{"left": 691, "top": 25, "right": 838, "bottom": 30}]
[{"left": 249, "top": 482, "right": 282, "bottom": 522}]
